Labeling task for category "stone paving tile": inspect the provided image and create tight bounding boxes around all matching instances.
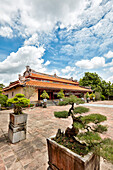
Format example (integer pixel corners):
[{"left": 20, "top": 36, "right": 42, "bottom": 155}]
[{"left": 0, "top": 103, "right": 113, "bottom": 169}]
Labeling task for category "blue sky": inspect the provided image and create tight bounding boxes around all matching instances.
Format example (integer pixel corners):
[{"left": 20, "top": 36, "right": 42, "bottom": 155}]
[{"left": 0, "top": 0, "right": 113, "bottom": 85}]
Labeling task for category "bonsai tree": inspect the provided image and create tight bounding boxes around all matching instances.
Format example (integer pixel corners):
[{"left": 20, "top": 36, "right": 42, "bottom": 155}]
[
  {"left": 40, "top": 90, "right": 49, "bottom": 108},
  {"left": 57, "top": 89, "right": 64, "bottom": 100},
  {"left": 7, "top": 93, "right": 30, "bottom": 114},
  {"left": 90, "top": 92, "right": 95, "bottom": 102},
  {"left": 40, "top": 90, "right": 49, "bottom": 99},
  {"left": 59, "top": 95, "right": 84, "bottom": 116},
  {"left": 53, "top": 95, "right": 113, "bottom": 164}
]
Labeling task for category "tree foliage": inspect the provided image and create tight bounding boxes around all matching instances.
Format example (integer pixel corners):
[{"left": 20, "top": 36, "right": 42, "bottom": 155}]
[
  {"left": 57, "top": 89, "right": 64, "bottom": 99},
  {"left": 0, "top": 94, "right": 8, "bottom": 106},
  {"left": 40, "top": 90, "right": 49, "bottom": 99},
  {"left": 7, "top": 94, "right": 30, "bottom": 114},
  {"left": 79, "top": 72, "right": 113, "bottom": 99}
]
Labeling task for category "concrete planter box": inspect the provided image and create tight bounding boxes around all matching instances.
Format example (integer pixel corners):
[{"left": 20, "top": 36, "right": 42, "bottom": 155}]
[
  {"left": 8, "top": 113, "right": 28, "bottom": 143},
  {"left": 47, "top": 136, "right": 100, "bottom": 170}
]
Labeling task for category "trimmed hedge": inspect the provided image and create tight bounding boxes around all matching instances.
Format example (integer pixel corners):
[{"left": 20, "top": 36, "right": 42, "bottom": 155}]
[{"left": 54, "top": 111, "right": 68, "bottom": 118}]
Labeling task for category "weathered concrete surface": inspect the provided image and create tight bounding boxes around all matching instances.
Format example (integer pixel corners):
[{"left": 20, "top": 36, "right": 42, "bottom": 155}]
[{"left": 0, "top": 101, "right": 113, "bottom": 169}]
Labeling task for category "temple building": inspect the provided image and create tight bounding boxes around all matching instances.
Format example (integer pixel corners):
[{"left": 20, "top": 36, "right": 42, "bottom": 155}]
[{"left": 3, "top": 66, "right": 92, "bottom": 101}]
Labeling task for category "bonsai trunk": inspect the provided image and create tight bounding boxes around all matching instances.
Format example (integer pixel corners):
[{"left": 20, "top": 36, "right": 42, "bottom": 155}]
[
  {"left": 68, "top": 103, "right": 74, "bottom": 116},
  {"left": 14, "top": 105, "right": 22, "bottom": 114}
]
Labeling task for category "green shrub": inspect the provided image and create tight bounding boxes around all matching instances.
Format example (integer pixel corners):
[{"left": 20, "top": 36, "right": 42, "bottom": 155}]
[
  {"left": 95, "top": 92, "right": 101, "bottom": 101},
  {"left": 54, "top": 111, "right": 68, "bottom": 118},
  {"left": 74, "top": 106, "right": 89, "bottom": 114},
  {"left": 30, "top": 104, "right": 34, "bottom": 107},
  {"left": 100, "top": 95, "right": 105, "bottom": 101}
]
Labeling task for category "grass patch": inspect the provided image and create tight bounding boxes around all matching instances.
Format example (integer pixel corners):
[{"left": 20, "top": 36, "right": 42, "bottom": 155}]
[
  {"left": 74, "top": 106, "right": 89, "bottom": 114},
  {"left": 54, "top": 111, "right": 68, "bottom": 118}
]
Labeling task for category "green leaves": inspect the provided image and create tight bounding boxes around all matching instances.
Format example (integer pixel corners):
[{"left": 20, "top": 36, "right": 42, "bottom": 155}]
[
  {"left": 0, "top": 94, "right": 8, "bottom": 106},
  {"left": 81, "top": 114, "right": 107, "bottom": 124},
  {"left": 77, "top": 131, "right": 101, "bottom": 144},
  {"left": 57, "top": 89, "right": 64, "bottom": 99},
  {"left": 7, "top": 93, "right": 30, "bottom": 114},
  {"left": 40, "top": 90, "right": 49, "bottom": 99},
  {"left": 74, "top": 106, "right": 89, "bottom": 114}
]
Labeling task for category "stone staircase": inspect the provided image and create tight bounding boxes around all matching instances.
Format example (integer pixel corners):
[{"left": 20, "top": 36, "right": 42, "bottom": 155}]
[{"left": 47, "top": 100, "right": 58, "bottom": 106}]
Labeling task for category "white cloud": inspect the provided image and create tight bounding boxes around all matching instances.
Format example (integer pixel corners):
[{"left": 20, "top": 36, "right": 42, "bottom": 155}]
[
  {"left": 109, "top": 67, "right": 113, "bottom": 72},
  {"left": 0, "top": 45, "right": 48, "bottom": 85},
  {"left": 24, "top": 33, "right": 39, "bottom": 46},
  {"left": 104, "top": 51, "right": 113, "bottom": 59},
  {"left": 61, "top": 66, "right": 76, "bottom": 73},
  {"left": 0, "top": 0, "right": 86, "bottom": 37},
  {"left": 75, "top": 57, "right": 105, "bottom": 69},
  {"left": 44, "top": 60, "right": 51, "bottom": 66},
  {"left": 0, "top": 26, "right": 13, "bottom": 38}
]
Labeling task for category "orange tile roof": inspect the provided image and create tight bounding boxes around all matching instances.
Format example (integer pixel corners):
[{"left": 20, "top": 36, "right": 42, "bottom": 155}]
[
  {"left": 26, "top": 80, "right": 92, "bottom": 92},
  {"left": 3, "top": 81, "right": 23, "bottom": 91},
  {"left": 29, "top": 73, "right": 79, "bottom": 85}
]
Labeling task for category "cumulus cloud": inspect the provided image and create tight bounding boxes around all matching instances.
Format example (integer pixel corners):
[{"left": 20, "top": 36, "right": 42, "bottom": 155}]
[
  {"left": 24, "top": 33, "right": 39, "bottom": 46},
  {"left": 61, "top": 66, "right": 76, "bottom": 73},
  {"left": 44, "top": 60, "right": 51, "bottom": 66},
  {"left": 0, "top": 0, "right": 86, "bottom": 37},
  {"left": 0, "top": 26, "right": 13, "bottom": 38},
  {"left": 0, "top": 45, "right": 48, "bottom": 84},
  {"left": 75, "top": 57, "right": 105, "bottom": 69},
  {"left": 104, "top": 51, "right": 113, "bottom": 58}
]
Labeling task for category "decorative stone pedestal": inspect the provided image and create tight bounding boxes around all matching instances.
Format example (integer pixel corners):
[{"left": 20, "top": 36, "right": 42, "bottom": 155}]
[
  {"left": 47, "top": 136, "right": 100, "bottom": 170},
  {"left": 8, "top": 113, "right": 28, "bottom": 143}
]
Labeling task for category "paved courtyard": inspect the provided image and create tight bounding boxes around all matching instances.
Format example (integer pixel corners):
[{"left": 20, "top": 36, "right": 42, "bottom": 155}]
[{"left": 0, "top": 101, "right": 113, "bottom": 170}]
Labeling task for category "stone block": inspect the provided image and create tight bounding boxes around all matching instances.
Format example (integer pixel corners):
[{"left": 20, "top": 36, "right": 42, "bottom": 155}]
[
  {"left": 10, "top": 113, "right": 28, "bottom": 126},
  {"left": 8, "top": 128, "right": 26, "bottom": 144},
  {"left": 9, "top": 123, "right": 26, "bottom": 133}
]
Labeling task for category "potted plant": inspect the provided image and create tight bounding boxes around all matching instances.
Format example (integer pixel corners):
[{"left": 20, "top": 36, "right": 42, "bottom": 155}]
[
  {"left": 90, "top": 92, "right": 95, "bottom": 102},
  {"left": 47, "top": 95, "right": 113, "bottom": 170},
  {"left": 40, "top": 90, "right": 49, "bottom": 108},
  {"left": 57, "top": 89, "right": 65, "bottom": 101},
  {"left": 85, "top": 92, "right": 90, "bottom": 103},
  {"left": 7, "top": 93, "right": 30, "bottom": 143}
]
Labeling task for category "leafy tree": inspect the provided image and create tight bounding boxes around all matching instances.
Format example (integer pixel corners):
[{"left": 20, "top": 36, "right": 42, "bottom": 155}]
[
  {"left": 79, "top": 72, "right": 113, "bottom": 99},
  {"left": 7, "top": 94, "right": 30, "bottom": 114},
  {"left": 23, "top": 86, "right": 36, "bottom": 99},
  {"left": 0, "top": 94, "right": 8, "bottom": 106},
  {"left": 79, "top": 72, "right": 102, "bottom": 91},
  {"left": 57, "top": 89, "right": 64, "bottom": 99},
  {"left": 0, "top": 83, "right": 5, "bottom": 89},
  {"left": 40, "top": 90, "right": 49, "bottom": 99}
]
